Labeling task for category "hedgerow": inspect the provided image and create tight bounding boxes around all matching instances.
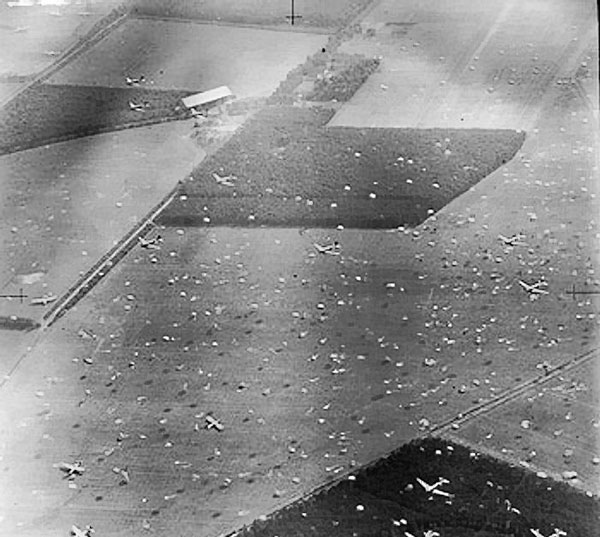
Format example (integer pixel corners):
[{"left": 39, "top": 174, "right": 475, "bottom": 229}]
[{"left": 126, "top": 0, "right": 374, "bottom": 29}]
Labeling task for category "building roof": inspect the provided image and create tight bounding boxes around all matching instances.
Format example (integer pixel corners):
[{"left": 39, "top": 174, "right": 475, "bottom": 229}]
[{"left": 181, "top": 86, "right": 233, "bottom": 108}]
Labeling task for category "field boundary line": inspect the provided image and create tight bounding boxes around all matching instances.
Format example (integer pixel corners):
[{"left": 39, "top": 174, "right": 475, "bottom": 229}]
[
  {"left": 431, "top": 346, "right": 599, "bottom": 433},
  {"left": 129, "top": 13, "right": 331, "bottom": 34},
  {"left": 215, "top": 346, "right": 599, "bottom": 537},
  {"left": 41, "top": 187, "right": 179, "bottom": 329}
]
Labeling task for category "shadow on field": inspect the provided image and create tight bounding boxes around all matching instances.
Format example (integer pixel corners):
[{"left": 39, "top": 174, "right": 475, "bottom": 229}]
[
  {"left": 0, "top": 316, "right": 40, "bottom": 331},
  {"left": 237, "top": 438, "right": 599, "bottom": 537}
]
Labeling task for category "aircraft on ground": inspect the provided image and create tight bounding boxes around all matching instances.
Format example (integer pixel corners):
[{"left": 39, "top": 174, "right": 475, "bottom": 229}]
[
  {"left": 71, "top": 525, "right": 94, "bottom": 537},
  {"left": 313, "top": 241, "right": 341, "bottom": 255},
  {"left": 138, "top": 235, "right": 162, "bottom": 249},
  {"left": 205, "top": 415, "right": 224, "bottom": 431},
  {"left": 128, "top": 100, "right": 146, "bottom": 112},
  {"left": 58, "top": 460, "right": 85, "bottom": 479},
  {"left": 30, "top": 293, "right": 57, "bottom": 306},
  {"left": 125, "top": 75, "right": 145, "bottom": 86},
  {"left": 498, "top": 233, "right": 527, "bottom": 246},
  {"left": 518, "top": 279, "right": 549, "bottom": 296},
  {"left": 416, "top": 477, "right": 454, "bottom": 498},
  {"left": 212, "top": 172, "right": 236, "bottom": 187},
  {"left": 530, "top": 529, "right": 567, "bottom": 537}
]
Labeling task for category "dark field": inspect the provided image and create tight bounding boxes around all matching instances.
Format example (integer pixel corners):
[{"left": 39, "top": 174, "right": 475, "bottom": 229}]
[
  {"left": 306, "top": 56, "right": 381, "bottom": 102},
  {"left": 238, "top": 438, "right": 600, "bottom": 537},
  {"left": 160, "top": 106, "right": 525, "bottom": 228},
  {"left": 0, "top": 316, "right": 39, "bottom": 332},
  {"left": 127, "top": 0, "right": 374, "bottom": 29},
  {"left": 0, "top": 83, "right": 192, "bottom": 155}
]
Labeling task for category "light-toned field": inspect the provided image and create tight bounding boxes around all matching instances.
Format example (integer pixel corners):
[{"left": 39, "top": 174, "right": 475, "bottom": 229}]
[
  {"left": 0, "top": 120, "right": 205, "bottom": 380},
  {"left": 0, "top": 82, "right": 21, "bottom": 102},
  {"left": 0, "top": 2, "right": 118, "bottom": 77},
  {"left": 46, "top": 18, "right": 328, "bottom": 98},
  {"left": 329, "top": 0, "right": 597, "bottom": 129}
]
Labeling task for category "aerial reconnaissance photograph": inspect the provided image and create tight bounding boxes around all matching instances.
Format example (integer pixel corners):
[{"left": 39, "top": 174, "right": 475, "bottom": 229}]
[{"left": 0, "top": 0, "right": 598, "bottom": 536}]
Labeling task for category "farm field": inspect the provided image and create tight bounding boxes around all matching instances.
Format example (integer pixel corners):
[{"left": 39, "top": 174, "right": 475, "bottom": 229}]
[
  {"left": 1, "top": 174, "right": 598, "bottom": 537},
  {"left": 0, "top": 1, "right": 120, "bottom": 78},
  {"left": 0, "top": 120, "right": 205, "bottom": 380},
  {"left": 162, "top": 105, "right": 525, "bottom": 229},
  {"left": 443, "top": 355, "right": 600, "bottom": 496},
  {"left": 329, "top": 0, "right": 597, "bottom": 129},
  {"left": 46, "top": 18, "right": 328, "bottom": 98},
  {"left": 1, "top": 82, "right": 598, "bottom": 532},
  {"left": 0, "top": 1, "right": 598, "bottom": 537},
  {"left": 236, "top": 438, "right": 600, "bottom": 537},
  {"left": 0, "top": 81, "right": 22, "bottom": 102},
  {"left": 126, "top": 0, "right": 373, "bottom": 30},
  {"left": 0, "top": 83, "right": 193, "bottom": 155}
]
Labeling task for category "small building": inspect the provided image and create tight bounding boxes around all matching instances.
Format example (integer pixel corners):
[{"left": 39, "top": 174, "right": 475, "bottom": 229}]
[{"left": 181, "top": 86, "right": 234, "bottom": 114}]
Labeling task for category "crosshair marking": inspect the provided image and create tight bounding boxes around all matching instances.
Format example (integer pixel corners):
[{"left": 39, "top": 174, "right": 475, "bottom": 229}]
[
  {"left": 566, "top": 283, "right": 600, "bottom": 299},
  {"left": 0, "top": 288, "right": 28, "bottom": 304},
  {"left": 286, "top": 0, "right": 302, "bottom": 25}
]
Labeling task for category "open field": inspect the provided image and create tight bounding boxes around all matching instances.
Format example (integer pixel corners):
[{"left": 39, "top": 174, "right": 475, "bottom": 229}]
[
  {"left": 126, "top": 0, "right": 374, "bottom": 29},
  {"left": 0, "top": 119, "right": 206, "bottom": 380},
  {"left": 162, "top": 105, "right": 524, "bottom": 228},
  {"left": 1, "top": 96, "right": 598, "bottom": 531},
  {"left": 0, "top": 83, "right": 192, "bottom": 154},
  {"left": 46, "top": 18, "right": 328, "bottom": 98},
  {"left": 0, "top": 1, "right": 120, "bottom": 78},
  {"left": 443, "top": 355, "right": 600, "bottom": 496},
  {"left": 329, "top": 0, "right": 597, "bottom": 129},
  {"left": 0, "top": 0, "right": 597, "bottom": 536},
  {"left": 238, "top": 438, "right": 600, "bottom": 537}
]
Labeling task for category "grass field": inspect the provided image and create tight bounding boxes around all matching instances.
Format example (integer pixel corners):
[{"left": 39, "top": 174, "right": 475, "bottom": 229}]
[
  {"left": 161, "top": 105, "right": 525, "bottom": 228},
  {"left": 0, "top": 120, "right": 204, "bottom": 337},
  {"left": 0, "top": 2, "right": 120, "bottom": 78},
  {"left": 46, "top": 18, "right": 328, "bottom": 98},
  {"left": 0, "top": 83, "right": 192, "bottom": 154},
  {"left": 127, "top": 0, "right": 374, "bottom": 29},
  {"left": 238, "top": 438, "right": 600, "bottom": 537},
  {"left": 330, "top": 0, "right": 597, "bottom": 129}
]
